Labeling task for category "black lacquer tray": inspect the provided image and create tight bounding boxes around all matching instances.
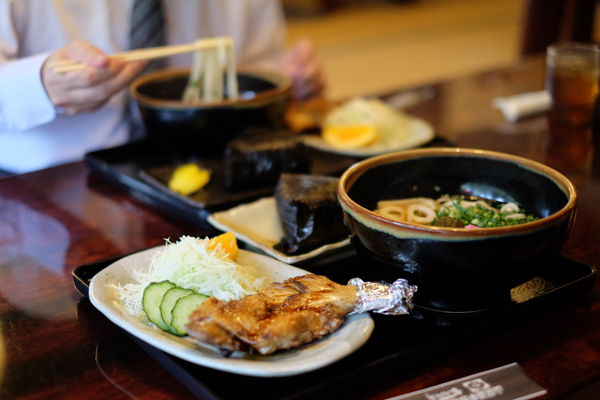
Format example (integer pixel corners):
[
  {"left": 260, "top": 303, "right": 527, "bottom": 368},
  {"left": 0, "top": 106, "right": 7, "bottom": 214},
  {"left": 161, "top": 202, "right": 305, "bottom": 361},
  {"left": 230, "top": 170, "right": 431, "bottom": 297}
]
[
  {"left": 84, "top": 139, "right": 356, "bottom": 228},
  {"left": 83, "top": 137, "right": 452, "bottom": 228},
  {"left": 73, "top": 252, "right": 596, "bottom": 400}
]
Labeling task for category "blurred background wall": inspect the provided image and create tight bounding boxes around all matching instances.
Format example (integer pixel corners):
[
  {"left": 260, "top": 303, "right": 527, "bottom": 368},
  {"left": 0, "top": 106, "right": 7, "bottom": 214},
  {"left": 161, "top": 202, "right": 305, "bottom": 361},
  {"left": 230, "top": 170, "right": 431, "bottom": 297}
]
[{"left": 282, "top": 0, "right": 600, "bottom": 100}]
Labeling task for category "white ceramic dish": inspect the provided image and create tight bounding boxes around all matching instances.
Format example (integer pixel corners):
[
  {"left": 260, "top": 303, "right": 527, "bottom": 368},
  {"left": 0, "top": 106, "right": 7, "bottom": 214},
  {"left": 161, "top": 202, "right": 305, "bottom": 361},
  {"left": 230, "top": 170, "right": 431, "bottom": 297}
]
[
  {"left": 89, "top": 246, "right": 373, "bottom": 377},
  {"left": 302, "top": 116, "right": 435, "bottom": 157},
  {"left": 207, "top": 197, "right": 351, "bottom": 264}
]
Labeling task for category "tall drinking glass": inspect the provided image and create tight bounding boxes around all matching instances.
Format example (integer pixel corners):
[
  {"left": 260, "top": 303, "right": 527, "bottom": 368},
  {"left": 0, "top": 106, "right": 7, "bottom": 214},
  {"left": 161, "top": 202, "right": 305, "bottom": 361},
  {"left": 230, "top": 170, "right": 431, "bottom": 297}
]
[{"left": 544, "top": 42, "right": 599, "bottom": 181}]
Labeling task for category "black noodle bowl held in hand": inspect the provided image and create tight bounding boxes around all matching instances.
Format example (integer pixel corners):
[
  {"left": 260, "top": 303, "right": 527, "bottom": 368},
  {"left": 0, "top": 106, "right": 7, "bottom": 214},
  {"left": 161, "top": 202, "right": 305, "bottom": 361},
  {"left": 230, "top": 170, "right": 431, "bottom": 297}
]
[
  {"left": 338, "top": 148, "right": 577, "bottom": 313},
  {"left": 130, "top": 68, "right": 292, "bottom": 158}
]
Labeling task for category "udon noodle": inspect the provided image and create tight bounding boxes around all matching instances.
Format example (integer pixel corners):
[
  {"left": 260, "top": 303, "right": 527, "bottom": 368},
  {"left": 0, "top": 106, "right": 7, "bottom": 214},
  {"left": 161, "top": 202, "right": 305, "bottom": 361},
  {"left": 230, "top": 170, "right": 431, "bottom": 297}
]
[
  {"left": 374, "top": 195, "right": 538, "bottom": 228},
  {"left": 181, "top": 37, "right": 239, "bottom": 104}
]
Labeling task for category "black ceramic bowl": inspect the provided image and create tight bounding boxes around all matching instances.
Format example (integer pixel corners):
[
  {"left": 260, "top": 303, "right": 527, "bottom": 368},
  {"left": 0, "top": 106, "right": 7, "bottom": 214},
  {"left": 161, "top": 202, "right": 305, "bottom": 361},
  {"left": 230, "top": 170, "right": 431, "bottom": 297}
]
[
  {"left": 130, "top": 68, "right": 292, "bottom": 157},
  {"left": 338, "top": 147, "right": 577, "bottom": 313}
]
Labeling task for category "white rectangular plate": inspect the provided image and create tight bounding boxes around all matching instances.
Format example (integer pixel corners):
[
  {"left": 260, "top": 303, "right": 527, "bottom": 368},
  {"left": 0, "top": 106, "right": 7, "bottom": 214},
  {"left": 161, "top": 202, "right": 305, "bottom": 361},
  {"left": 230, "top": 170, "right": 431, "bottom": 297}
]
[{"left": 89, "top": 247, "right": 373, "bottom": 377}]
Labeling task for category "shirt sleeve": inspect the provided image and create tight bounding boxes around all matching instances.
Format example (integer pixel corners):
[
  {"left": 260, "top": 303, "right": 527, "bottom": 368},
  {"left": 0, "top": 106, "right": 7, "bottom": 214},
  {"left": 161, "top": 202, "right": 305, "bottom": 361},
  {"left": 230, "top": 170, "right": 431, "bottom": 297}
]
[
  {"left": 0, "top": 53, "right": 57, "bottom": 132},
  {"left": 0, "top": 0, "right": 56, "bottom": 132},
  {"left": 236, "top": 0, "right": 286, "bottom": 70}
]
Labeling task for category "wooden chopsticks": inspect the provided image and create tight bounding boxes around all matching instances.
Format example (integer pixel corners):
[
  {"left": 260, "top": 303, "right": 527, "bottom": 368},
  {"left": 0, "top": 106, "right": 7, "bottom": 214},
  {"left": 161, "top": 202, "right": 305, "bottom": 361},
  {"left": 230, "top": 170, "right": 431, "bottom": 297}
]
[{"left": 49, "top": 38, "right": 231, "bottom": 73}]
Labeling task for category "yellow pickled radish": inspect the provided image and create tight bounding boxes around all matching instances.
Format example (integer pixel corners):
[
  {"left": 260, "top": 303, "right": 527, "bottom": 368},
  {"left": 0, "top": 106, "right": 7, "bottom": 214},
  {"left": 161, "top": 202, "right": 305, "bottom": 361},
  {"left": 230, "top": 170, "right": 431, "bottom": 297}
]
[
  {"left": 207, "top": 231, "right": 239, "bottom": 261},
  {"left": 322, "top": 125, "right": 377, "bottom": 149},
  {"left": 168, "top": 163, "right": 211, "bottom": 195}
]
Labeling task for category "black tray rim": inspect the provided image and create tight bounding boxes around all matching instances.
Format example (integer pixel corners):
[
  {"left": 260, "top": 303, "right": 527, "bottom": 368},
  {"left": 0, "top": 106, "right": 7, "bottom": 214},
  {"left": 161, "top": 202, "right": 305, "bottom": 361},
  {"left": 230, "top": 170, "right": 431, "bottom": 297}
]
[{"left": 72, "top": 252, "right": 596, "bottom": 400}]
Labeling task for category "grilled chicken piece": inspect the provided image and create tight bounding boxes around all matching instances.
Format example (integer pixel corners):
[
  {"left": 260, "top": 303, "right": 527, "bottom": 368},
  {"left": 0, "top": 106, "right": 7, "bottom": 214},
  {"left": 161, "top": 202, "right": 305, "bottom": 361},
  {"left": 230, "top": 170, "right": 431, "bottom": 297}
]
[{"left": 186, "top": 274, "right": 358, "bottom": 355}]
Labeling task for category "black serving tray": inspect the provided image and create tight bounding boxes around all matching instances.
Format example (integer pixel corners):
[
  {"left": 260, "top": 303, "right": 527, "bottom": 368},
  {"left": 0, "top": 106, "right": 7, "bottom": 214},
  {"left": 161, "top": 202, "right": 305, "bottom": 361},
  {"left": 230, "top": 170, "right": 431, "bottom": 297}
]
[
  {"left": 84, "top": 139, "right": 357, "bottom": 228},
  {"left": 73, "top": 252, "right": 596, "bottom": 400},
  {"left": 84, "top": 137, "right": 453, "bottom": 228}
]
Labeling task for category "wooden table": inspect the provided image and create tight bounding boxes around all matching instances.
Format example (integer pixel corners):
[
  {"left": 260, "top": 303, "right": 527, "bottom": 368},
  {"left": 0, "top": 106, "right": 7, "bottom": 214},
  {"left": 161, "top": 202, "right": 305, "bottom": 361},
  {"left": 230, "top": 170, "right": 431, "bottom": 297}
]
[{"left": 1, "top": 55, "right": 599, "bottom": 399}]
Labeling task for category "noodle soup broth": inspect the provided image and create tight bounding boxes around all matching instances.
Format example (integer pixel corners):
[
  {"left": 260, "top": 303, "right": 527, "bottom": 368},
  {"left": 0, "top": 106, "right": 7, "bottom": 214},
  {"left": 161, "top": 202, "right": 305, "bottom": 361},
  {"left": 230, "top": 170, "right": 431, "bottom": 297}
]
[{"left": 338, "top": 148, "right": 577, "bottom": 312}]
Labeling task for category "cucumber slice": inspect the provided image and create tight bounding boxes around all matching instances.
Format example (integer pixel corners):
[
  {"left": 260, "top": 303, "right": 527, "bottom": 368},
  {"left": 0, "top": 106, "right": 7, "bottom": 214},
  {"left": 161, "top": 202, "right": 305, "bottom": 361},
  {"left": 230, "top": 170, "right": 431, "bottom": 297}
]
[
  {"left": 170, "top": 293, "right": 209, "bottom": 336},
  {"left": 142, "top": 281, "right": 175, "bottom": 331},
  {"left": 160, "top": 287, "right": 195, "bottom": 334}
]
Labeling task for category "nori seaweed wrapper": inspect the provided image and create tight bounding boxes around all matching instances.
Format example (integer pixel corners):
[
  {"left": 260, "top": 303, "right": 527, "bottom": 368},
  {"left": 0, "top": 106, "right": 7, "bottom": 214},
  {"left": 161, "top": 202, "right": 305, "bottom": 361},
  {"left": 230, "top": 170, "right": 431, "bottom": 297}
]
[
  {"left": 274, "top": 173, "right": 347, "bottom": 255},
  {"left": 224, "top": 129, "right": 311, "bottom": 190}
]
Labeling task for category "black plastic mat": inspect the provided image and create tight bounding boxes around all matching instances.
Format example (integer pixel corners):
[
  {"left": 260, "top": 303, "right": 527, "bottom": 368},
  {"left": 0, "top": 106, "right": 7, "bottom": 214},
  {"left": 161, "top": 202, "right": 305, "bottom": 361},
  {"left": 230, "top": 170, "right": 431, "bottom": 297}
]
[
  {"left": 84, "top": 137, "right": 453, "bottom": 227},
  {"left": 73, "top": 252, "right": 596, "bottom": 400}
]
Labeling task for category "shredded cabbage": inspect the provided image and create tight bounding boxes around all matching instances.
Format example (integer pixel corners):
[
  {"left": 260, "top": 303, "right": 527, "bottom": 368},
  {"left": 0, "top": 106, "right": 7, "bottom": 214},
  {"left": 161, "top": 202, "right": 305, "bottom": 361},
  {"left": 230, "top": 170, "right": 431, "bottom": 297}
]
[{"left": 114, "top": 236, "right": 264, "bottom": 317}]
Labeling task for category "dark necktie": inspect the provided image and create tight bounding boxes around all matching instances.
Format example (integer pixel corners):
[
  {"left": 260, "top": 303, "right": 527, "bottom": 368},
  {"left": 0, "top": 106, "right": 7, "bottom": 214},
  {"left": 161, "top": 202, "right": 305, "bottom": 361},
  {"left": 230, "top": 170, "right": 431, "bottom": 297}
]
[
  {"left": 130, "top": 0, "right": 166, "bottom": 71},
  {"left": 128, "top": 0, "right": 166, "bottom": 140}
]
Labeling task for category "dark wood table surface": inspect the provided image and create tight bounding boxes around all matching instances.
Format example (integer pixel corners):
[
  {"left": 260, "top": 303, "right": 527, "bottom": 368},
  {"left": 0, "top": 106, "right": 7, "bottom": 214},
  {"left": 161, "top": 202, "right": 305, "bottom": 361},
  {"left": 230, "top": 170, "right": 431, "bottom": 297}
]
[{"left": 1, "top": 55, "right": 600, "bottom": 400}]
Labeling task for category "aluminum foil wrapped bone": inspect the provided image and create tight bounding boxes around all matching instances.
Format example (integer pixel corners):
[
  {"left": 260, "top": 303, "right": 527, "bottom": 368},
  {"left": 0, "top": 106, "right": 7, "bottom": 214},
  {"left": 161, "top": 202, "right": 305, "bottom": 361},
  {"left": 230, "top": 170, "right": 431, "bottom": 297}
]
[{"left": 348, "top": 278, "right": 417, "bottom": 315}]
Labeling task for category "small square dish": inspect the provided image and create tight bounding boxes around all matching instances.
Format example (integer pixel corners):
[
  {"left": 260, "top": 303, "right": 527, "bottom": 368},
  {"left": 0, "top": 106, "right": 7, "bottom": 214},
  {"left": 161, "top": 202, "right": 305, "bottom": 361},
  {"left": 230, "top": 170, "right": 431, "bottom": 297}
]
[{"left": 207, "top": 197, "right": 352, "bottom": 265}]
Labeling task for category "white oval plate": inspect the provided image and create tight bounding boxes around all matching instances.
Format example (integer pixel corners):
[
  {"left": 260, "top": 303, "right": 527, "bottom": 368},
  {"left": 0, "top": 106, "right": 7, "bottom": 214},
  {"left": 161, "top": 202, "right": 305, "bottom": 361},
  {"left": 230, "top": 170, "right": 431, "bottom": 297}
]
[
  {"left": 89, "top": 247, "right": 373, "bottom": 377},
  {"left": 302, "top": 116, "right": 435, "bottom": 157},
  {"left": 207, "top": 197, "right": 351, "bottom": 264}
]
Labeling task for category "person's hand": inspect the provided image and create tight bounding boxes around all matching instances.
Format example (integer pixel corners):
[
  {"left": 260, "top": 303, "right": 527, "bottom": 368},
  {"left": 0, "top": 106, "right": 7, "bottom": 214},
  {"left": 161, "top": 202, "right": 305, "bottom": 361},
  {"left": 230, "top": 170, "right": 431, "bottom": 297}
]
[
  {"left": 279, "top": 38, "right": 326, "bottom": 100},
  {"left": 41, "top": 40, "right": 148, "bottom": 115}
]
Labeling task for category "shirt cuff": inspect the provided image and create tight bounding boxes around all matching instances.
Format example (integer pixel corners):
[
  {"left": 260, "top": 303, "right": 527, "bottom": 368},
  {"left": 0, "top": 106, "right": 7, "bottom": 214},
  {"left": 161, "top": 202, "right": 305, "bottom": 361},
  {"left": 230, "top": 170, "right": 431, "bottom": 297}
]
[{"left": 0, "top": 52, "right": 56, "bottom": 132}]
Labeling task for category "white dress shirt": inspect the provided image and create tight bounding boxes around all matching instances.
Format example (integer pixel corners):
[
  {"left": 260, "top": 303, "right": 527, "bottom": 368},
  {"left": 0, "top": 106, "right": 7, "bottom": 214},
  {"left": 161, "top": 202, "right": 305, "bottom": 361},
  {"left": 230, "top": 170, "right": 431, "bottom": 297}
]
[{"left": 0, "top": 0, "right": 286, "bottom": 173}]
